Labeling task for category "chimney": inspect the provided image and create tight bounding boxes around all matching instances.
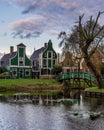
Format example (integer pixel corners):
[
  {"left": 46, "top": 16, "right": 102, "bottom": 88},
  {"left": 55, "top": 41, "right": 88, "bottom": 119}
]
[
  {"left": 10, "top": 46, "right": 14, "bottom": 53},
  {"left": 44, "top": 43, "right": 47, "bottom": 47}
]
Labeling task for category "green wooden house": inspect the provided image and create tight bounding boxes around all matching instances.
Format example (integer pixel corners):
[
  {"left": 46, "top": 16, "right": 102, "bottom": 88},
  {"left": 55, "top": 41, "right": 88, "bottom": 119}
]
[
  {"left": 31, "top": 40, "right": 57, "bottom": 78},
  {"left": 0, "top": 43, "right": 32, "bottom": 78}
]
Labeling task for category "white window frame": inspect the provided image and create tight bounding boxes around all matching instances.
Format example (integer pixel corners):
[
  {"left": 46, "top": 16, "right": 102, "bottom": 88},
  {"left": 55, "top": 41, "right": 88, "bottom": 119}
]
[
  {"left": 12, "top": 68, "right": 17, "bottom": 77},
  {"left": 25, "top": 69, "right": 30, "bottom": 76}
]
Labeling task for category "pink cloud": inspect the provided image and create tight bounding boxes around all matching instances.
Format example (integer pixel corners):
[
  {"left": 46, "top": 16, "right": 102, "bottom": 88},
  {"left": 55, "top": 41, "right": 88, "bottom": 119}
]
[
  {"left": 10, "top": 15, "right": 45, "bottom": 29},
  {"left": 2, "top": 0, "right": 104, "bottom": 39}
]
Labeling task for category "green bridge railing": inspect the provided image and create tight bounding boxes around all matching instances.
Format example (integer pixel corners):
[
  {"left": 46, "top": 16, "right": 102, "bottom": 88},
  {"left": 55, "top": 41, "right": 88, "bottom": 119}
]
[{"left": 56, "top": 72, "right": 96, "bottom": 82}]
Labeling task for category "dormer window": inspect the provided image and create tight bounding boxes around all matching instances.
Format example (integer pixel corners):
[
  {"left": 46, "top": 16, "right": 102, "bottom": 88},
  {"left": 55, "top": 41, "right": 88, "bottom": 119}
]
[{"left": 19, "top": 57, "right": 24, "bottom": 66}]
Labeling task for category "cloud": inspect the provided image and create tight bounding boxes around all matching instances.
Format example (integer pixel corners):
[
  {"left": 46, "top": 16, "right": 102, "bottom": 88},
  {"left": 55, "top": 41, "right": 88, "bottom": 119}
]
[
  {"left": 10, "top": 15, "right": 45, "bottom": 38},
  {"left": 10, "top": 13, "right": 69, "bottom": 39},
  {"left": 3, "top": 0, "right": 104, "bottom": 39},
  {"left": 22, "top": 0, "right": 78, "bottom": 15},
  {"left": 11, "top": 31, "right": 41, "bottom": 39},
  {"left": 2, "top": 0, "right": 104, "bottom": 17}
]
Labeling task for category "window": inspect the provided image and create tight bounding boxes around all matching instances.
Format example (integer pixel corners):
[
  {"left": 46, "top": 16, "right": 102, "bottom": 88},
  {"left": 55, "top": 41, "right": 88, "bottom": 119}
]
[
  {"left": 53, "top": 60, "right": 55, "bottom": 65},
  {"left": 33, "top": 61, "right": 36, "bottom": 67},
  {"left": 48, "top": 59, "right": 51, "bottom": 67},
  {"left": 41, "top": 69, "right": 48, "bottom": 75},
  {"left": 25, "top": 69, "right": 30, "bottom": 76},
  {"left": 48, "top": 52, "right": 52, "bottom": 58},
  {"left": 33, "top": 61, "right": 34, "bottom": 66},
  {"left": 43, "top": 59, "right": 47, "bottom": 66},
  {"left": 13, "top": 71, "right": 16, "bottom": 75},
  {"left": 19, "top": 69, "right": 24, "bottom": 78},
  {"left": 19, "top": 61, "right": 23, "bottom": 66},
  {"left": 53, "top": 53, "right": 55, "bottom": 58},
  {"left": 12, "top": 69, "right": 17, "bottom": 77},
  {"left": 19, "top": 57, "right": 24, "bottom": 66}
]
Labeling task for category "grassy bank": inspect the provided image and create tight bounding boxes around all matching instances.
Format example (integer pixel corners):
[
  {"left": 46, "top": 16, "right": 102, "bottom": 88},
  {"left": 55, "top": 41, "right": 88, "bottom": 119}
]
[
  {"left": 85, "top": 87, "right": 104, "bottom": 93},
  {"left": 0, "top": 79, "right": 62, "bottom": 96}
]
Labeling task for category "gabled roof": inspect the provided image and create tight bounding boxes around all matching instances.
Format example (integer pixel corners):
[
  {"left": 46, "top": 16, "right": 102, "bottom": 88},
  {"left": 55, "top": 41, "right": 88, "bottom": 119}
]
[
  {"left": 17, "top": 43, "right": 26, "bottom": 47},
  {"left": 1, "top": 52, "right": 17, "bottom": 67},
  {"left": 30, "top": 47, "right": 46, "bottom": 60}
]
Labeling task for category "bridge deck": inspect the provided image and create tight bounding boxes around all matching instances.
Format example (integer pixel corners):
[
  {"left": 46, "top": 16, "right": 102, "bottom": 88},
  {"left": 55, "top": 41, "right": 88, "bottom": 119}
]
[{"left": 57, "top": 73, "right": 95, "bottom": 81}]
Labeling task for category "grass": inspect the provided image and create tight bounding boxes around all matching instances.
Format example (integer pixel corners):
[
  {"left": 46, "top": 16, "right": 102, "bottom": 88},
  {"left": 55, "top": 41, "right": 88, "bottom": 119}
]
[
  {"left": 0, "top": 79, "right": 60, "bottom": 87},
  {"left": 0, "top": 78, "right": 104, "bottom": 96},
  {"left": 0, "top": 79, "right": 62, "bottom": 96},
  {"left": 85, "top": 80, "right": 104, "bottom": 93},
  {"left": 85, "top": 87, "right": 104, "bottom": 93}
]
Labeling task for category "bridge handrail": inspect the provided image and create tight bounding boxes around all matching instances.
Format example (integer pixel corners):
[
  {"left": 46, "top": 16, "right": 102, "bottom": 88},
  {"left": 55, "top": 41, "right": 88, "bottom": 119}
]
[{"left": 56, "top": 72, "right": 96, "bottom": 82}]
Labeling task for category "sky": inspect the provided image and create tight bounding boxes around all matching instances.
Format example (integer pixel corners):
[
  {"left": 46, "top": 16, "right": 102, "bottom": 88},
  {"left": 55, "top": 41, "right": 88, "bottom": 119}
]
[{"left": 0, "top": 0, "right": 104, "bottom": 56}]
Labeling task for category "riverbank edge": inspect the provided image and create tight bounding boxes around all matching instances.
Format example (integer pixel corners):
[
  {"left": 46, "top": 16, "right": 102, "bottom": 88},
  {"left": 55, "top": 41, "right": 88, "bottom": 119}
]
[
  {"left": 84, "top": 91, "right": 104, "bottom": 98},
  {"left": 0, "top": 79, "right": 63, "bottom": 96}
]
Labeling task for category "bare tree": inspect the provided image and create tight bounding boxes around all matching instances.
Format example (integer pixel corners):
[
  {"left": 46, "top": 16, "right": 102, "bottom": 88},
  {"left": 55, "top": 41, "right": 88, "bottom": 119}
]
[{"left": 59, "top": 12, "right": 104, "bottom": 88}]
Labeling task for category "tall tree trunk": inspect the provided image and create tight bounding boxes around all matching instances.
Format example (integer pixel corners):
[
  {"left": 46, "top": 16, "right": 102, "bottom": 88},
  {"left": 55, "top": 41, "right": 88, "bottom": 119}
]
[{"left": 82, "top": 49, "right": 103, "bottom": 88}]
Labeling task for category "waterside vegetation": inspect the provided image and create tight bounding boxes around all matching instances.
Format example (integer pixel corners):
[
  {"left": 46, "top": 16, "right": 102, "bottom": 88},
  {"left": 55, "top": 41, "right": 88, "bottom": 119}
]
[
  {"left": 85, "top": 87, "right": 104, "bottom": 93},
  {"left": 0, "top": 79, "right": 62, "bottom": 96}
]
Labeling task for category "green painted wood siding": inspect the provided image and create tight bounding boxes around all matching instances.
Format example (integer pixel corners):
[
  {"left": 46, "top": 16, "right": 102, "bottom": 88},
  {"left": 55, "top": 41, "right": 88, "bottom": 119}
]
[
  {"left": 42, "top": 41, "right": 57, "bottom": 59},
  {"left": 10, "top": 67, "right": 32, "bottom": 78},
  {"left": 48, "top": 60, "right": 51, "bottom": 67},
  {"left": 25, "top": 55, "right": 31, "bottom": 66},
  {"left": 10, "top": 51, "right": 31, "bottom": 66},
  {"left": 11, "top": 54, "right": 18, "bottom": 65},
  {"left": 42, "top": 40, "right": 57, "bottom": 68},
  {"left": 19, "top": 48, "right": 24, "bottom": 57}
]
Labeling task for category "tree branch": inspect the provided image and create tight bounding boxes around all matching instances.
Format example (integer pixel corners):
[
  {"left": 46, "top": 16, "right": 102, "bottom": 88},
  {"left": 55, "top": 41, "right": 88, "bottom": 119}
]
[
  {"left": 92, "top": 12, "right": 101, "bottom": 35},
  {"left": 89, "top": 37, "right": 103, "bottom": 56}
]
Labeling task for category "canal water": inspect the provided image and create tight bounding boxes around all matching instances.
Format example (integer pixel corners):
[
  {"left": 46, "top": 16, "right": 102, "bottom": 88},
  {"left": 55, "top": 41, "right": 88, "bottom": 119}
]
[{"left": 0, "top": 93, "right": 104, "bottom": 130}]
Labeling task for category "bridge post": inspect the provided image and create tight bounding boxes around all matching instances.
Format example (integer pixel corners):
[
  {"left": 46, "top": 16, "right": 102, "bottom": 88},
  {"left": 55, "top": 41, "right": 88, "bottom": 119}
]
[
  {"left": 89, "top": 75, "right": 92, "bottom": 87},
  {"left": 78, "top": 60, "right": 81, "bottom": 87}
]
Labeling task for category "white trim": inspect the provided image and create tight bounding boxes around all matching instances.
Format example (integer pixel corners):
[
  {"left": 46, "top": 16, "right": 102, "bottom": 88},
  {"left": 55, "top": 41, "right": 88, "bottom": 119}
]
[
  {"left": 19, "top": 68, "right": 24, "bottom": 78},
  {"left": 18, "top": 46, "right": 25, "bottom": 66},
  {"left": 9, "top": 52, "right": 18, "bottom": 66},
  {"left": 11, "top": 68, "right": 17, "bottom": 77},
  {"left": 10, "top": 65, "right": 32, "bottom": 68},
  {"left": 40, "top": 53, "right": 43, "bottom": 68}
]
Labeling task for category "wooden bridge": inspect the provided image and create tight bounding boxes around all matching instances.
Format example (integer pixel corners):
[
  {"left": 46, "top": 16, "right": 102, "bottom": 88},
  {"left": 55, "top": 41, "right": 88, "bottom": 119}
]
[{"left": 56, "top": 72, "right": 97, "bottom": 87}]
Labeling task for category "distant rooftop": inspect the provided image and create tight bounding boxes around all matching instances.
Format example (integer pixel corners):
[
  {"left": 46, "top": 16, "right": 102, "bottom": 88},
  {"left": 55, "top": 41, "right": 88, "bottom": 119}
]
[
  {"left": 1, "top": 52, "right": 17, "bottom": 66},
  {"left": 30, "top": 47, "right": 46, "bottom": 60}
]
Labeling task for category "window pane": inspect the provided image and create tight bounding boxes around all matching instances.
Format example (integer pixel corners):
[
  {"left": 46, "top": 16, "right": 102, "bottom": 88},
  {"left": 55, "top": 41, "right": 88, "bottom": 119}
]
[
  {"left": 43, "top": 59, "right": 46, "bottom": 65},
  {"left": 25, "top": 69, "right": 30, "bottom": 76},
  {"left": 48, "top": 52, "right": 51, "bottom": 58}
]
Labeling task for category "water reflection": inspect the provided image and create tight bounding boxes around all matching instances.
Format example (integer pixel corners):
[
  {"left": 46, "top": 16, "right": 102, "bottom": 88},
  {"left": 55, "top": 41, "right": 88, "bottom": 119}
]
[{"left": 0, "top": 92, "right": 104, "bottom": 130}]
